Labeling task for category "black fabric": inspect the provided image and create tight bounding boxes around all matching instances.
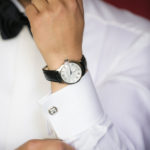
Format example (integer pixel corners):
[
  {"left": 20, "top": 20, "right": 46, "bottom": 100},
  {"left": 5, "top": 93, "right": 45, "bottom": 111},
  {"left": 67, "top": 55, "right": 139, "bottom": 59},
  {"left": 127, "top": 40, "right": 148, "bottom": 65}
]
[{"left": 0, "top": 0, "right": 31, "bottom": 40}]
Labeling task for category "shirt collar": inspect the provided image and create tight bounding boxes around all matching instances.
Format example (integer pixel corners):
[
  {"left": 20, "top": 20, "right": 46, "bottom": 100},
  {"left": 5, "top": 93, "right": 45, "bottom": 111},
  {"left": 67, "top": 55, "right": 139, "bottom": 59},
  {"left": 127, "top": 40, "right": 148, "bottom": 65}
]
[{"left": 11, "top": 0, "right": 25, "bottom": 13}]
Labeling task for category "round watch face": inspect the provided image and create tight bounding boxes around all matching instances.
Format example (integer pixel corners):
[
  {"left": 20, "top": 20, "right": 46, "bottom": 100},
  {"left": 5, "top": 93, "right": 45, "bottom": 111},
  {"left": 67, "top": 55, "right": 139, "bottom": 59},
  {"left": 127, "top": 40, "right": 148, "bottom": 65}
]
[{"left": 60, "top": 62, "right": 82, "bottom": 84}]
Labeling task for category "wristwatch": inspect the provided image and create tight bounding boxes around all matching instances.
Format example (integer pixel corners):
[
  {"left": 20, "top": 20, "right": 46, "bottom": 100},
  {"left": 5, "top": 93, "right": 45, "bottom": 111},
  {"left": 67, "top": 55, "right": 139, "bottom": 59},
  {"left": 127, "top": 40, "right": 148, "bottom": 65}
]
[{"left": 42, "top": 55, "right": 87, "bottom": 84}]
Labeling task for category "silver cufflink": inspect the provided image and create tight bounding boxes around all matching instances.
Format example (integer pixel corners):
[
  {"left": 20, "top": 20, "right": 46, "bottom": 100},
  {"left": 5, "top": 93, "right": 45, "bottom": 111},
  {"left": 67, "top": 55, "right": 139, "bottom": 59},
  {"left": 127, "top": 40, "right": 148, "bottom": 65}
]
[{"left": 48, "top": 106, "right": 58, "bottom": 115}]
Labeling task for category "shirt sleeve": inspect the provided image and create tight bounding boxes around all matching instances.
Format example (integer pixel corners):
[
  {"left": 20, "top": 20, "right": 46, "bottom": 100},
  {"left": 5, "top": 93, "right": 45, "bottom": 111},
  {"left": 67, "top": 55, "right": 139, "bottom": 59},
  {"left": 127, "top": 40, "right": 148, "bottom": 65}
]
[
  {"left": 38, "top": 71, "right": 109, "bottom": 140},
  {"left": 38, "top": 34, "right": 150, "bottom": 150}
]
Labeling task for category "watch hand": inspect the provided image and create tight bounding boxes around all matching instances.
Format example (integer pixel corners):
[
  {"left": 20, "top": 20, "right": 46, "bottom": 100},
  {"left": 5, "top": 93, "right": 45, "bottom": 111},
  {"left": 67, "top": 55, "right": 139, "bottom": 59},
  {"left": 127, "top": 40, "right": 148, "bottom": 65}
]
[{"left": 69, "top": 63, "right": 72, "bottom": 75}]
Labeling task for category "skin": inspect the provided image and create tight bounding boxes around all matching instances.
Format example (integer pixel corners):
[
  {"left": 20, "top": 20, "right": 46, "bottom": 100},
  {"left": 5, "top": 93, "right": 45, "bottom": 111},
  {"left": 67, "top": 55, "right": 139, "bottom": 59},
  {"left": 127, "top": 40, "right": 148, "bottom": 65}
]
[
  {"left": 16, "top": 139, "right": 75, "bottom": 150},
  {"left": 19, "top": 0, "right": 84, "bottom": 93},
  {"left": 16, "top": 0, "right": 84, "bottom": 149},
  {"left": 18, "top": 0, "right": 31, "bottom": 7}
]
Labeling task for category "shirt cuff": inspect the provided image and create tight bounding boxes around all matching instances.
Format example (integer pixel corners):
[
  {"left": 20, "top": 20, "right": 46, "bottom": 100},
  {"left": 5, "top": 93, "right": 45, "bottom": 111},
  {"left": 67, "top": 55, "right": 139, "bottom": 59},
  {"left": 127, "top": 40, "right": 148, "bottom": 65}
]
[{"left": 38, "top": 71, "right": 104, "bottom": 140}]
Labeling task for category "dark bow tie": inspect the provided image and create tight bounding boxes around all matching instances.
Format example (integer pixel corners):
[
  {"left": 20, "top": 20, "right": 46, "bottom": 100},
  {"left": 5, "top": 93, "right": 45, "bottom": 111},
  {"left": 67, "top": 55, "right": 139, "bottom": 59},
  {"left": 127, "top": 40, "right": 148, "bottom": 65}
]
[{"left": 0, "top": 0, "right": 31, "bottom": 40}]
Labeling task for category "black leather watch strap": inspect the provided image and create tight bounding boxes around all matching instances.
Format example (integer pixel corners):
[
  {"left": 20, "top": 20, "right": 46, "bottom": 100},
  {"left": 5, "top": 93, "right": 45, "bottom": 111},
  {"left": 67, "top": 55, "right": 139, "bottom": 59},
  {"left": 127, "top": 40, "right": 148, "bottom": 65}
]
[
  {"left": 42, "top": 55, "right": 87, "bottom": 83},
  {"left": 42, "top": 68, "right": 63, "bottom": 83},
  {"left": 80, "top": 55, "right": 87, "bottom": 76}
]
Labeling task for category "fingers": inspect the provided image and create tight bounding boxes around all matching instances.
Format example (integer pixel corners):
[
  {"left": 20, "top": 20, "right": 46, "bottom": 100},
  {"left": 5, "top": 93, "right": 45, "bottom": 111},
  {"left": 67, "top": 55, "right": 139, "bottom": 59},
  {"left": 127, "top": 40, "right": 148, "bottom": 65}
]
[
  {"left": 47, "top": 0, "right": 59, "bottom": 4},
  {"left": 25, "top": 4, "right": 38, "bottom": 22},
  {"left": 31, "top": 0, "right": 48, "bottom": 12},
  {"left": 26, "top": 0, "right": 84, "bottom": 15},
  {"left": 25, "top": 0, "right": 84, "bottom": 24}
]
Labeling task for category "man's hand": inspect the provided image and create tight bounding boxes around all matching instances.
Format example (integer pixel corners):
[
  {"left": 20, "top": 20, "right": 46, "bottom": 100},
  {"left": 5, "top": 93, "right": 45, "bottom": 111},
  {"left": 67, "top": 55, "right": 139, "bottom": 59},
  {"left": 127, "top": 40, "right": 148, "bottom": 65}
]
[
  {"left": 16, "top": 139, "right": 75, "bottom": 150},
  {"left": 25, "top": 0, "right": 84, "bottom": 70}
]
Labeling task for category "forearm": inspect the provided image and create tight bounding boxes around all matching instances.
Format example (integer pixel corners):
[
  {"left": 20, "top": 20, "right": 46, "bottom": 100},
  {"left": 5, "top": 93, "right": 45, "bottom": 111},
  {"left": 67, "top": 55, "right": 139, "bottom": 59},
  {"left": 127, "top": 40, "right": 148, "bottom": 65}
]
[{"left": 25, "top": 0, "right": 84, "bottom": 93}]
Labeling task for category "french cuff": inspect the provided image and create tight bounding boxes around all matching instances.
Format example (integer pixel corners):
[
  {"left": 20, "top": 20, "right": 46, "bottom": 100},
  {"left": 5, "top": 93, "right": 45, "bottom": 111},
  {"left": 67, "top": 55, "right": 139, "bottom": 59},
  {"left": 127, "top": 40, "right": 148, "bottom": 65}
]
[{"left": 38, "top": 71, "right": 104, "bottom": 139}]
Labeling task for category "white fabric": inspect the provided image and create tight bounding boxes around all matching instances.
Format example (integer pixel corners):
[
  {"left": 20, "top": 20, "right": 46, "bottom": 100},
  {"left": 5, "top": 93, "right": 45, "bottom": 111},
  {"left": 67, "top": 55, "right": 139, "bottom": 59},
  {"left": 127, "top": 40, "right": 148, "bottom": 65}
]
[
  {"left": 0, "top": 0, "right": 150, "bottom": 150},
  {"left": 39, "top": 71, "right": 107, "bottom": 139}
]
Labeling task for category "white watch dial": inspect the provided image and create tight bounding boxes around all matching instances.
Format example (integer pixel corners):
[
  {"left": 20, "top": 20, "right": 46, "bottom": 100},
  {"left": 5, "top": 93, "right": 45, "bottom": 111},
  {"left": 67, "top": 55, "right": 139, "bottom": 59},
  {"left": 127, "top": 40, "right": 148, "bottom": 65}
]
[{"left": 60, "top": 62, "right": 82, "bottom": 84}]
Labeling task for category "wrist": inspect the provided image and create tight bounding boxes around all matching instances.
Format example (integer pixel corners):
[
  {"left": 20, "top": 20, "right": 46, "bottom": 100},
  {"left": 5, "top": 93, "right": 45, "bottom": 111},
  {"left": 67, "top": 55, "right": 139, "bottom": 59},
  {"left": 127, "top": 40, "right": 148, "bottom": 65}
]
[
  {"left": 45, "top": 52, "right": 83, "bottom": 70},
  {"left": 45, "top": 52, "right": 83, "bottom": 93},
  {"left": 42, "top": 50, "right": 84, "bottom": 93}
]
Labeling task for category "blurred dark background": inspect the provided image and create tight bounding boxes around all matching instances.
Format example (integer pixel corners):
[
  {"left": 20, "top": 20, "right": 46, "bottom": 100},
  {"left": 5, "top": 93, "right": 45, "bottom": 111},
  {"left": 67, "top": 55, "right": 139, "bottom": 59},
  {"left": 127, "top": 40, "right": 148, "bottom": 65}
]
[{"left": 103, "top": 0, "right": 150, "bottom": 20}]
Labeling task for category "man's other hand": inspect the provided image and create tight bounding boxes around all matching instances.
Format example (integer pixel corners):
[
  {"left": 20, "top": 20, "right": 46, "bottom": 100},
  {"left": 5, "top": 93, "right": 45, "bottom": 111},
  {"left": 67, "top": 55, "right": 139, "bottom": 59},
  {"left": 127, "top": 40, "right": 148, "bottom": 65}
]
[{"left": 16, "top": 139, "right": 75, "bottom": 150}]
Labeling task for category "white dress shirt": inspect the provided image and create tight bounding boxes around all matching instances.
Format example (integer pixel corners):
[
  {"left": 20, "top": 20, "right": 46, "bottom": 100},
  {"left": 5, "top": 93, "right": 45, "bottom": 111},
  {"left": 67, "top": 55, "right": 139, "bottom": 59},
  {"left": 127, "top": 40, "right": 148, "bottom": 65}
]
[{"left": 0, "top": 0, "right": 150, "bottom": 149}]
